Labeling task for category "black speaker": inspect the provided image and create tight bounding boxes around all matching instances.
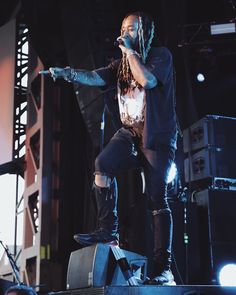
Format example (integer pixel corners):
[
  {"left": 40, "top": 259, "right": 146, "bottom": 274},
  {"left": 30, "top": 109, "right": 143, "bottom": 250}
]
[
  {"left": 184, "top": 146, "right": 236, "bottom": 182},
  {"left": 194, "top": 189, "right": 236, "bottom": 284},
  {"left": 66, "top": 243, "right": 147, "bottom": 289},
  {"left": 183, "top": 114, "right": 236, "bottom": 153}
]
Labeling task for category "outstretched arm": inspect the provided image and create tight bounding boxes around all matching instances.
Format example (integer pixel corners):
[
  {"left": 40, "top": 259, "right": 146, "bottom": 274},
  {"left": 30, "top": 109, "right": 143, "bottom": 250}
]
[{"left": 48, "top": 67, "right": 106, "bottom": 86}]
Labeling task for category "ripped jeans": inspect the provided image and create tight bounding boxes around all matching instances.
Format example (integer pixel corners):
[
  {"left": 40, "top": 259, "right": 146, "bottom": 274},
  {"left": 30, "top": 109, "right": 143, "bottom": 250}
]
[{"left": 95, "top": 127, "right": 175, "bottom": 211}]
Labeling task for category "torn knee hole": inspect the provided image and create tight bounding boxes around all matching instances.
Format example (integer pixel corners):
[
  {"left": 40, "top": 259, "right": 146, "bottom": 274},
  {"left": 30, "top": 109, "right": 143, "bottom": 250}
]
[
  {"left": 95, "top": 173, "right": 112, "bottom": 188},
  {"left": 152, "top": 208, "right": 171, "bottom": 216}
]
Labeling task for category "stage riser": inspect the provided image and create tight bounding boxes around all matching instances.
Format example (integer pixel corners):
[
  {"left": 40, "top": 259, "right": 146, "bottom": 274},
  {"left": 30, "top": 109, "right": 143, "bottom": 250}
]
[{"left": 51, "top": 285, "right": 236, "bottom": 295}]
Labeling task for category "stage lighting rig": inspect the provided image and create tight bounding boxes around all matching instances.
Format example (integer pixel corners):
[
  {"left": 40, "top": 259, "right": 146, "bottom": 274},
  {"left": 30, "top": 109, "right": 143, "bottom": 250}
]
[{"left": 210, "top": 22, "right": 236, "bottom": 35}]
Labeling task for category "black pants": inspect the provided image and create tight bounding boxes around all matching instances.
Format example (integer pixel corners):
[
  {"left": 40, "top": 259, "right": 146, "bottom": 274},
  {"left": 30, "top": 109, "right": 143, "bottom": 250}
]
[{"left": 95, "top": 127, "right": 175, "bottom": 211}]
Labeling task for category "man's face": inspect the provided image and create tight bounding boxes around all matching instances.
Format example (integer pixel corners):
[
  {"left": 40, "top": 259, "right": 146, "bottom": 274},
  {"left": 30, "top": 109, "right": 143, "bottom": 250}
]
[{"left": 121, "top": 15, "right": 139, "bottom": 47}]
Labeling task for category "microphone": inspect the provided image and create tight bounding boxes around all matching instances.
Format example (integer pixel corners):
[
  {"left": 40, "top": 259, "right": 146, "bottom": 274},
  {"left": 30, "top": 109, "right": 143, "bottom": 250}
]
[
  {"left": 39, "top": 70, "right": 50, "bottom": 75},
  {"left": 114, "top": 36, "right": 123, "bottom": 47}
]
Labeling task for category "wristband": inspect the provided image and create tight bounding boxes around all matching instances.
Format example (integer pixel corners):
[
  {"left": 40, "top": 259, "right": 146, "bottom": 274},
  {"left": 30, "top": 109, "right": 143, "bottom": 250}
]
[
  {"left": 126, "top": 50, "right": 140, "bottom": 59},
  {"left": 64, "top": 67, "right": 76, "bottom": 82}
]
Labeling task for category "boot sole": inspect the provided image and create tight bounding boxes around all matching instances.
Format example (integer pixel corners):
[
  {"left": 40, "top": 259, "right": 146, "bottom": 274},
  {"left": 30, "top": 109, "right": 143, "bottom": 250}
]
[
  {"left": 163, "top": 280, "right": 176, "bottom": 286},
  {"left": 74, "top": 237, "right": 119, "bottom": 247},
  {"left": 145, "top": 278, "right": 176, "bottom": 286}
]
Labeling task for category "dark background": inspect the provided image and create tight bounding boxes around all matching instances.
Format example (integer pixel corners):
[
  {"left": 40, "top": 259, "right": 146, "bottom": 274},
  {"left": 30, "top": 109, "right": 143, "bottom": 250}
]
[{"left": 1, "top": 0, "right": 236, "bottom": 289}]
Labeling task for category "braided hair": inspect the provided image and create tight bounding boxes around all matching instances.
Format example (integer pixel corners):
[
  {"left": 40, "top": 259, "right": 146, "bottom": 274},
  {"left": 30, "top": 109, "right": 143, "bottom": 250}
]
[{"left": 117, "top": 11, "right": 155, "bottom": 95}]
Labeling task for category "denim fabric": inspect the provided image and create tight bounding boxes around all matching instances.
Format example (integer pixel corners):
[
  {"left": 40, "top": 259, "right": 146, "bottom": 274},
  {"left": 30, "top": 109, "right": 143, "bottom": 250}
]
[{"left": 95, "top": 127, "right": 175, "bottom": 210}]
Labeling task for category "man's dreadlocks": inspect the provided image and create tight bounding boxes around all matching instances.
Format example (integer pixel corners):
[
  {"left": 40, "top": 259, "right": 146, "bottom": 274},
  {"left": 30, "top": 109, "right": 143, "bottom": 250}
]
[{"left": 117, "top": 11, "right": 155, "bottom": 95}]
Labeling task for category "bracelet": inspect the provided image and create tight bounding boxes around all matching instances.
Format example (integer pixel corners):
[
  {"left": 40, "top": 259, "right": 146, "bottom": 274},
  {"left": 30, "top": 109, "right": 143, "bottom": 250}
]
[
  {"left": 64, "top": 67, "right": 76, "bottom": 82},
  {"left": 126, "top": 50, "right": 140, "bottom": 59},
  {"left": 69, "top": 68, "right": 76, "bottom": 81}
]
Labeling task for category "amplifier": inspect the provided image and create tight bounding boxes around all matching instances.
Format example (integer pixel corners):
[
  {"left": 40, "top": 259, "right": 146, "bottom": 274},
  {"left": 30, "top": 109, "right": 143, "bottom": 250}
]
[
  {"left": 183, "top": 115, "right": 236, "bottom": 153},
  {"left": 194, "top": 189, "right": 236, "bottom": 283},
  {"left": 184, "top": 146, "right": 236, "bottom": 182},
  {"left": 210, "top": 177, "right": 236, "bottom": 191}
]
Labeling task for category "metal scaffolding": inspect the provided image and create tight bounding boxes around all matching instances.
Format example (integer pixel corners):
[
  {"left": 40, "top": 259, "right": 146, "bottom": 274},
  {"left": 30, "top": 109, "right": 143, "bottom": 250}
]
[{"left": 0, "top": 19, "right": 28, "bottom": 282}]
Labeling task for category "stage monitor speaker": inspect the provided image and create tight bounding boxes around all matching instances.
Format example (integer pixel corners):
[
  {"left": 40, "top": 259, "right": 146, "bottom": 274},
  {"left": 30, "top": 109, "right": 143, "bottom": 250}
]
[
  {"left": 66, "top": 243, "right": 147, "bottom": 289},
  {"left": 194, "top": 189, "right": 236, "bottom": 284},
  {"left": 184, "top": 146, "right": 236, "bottom": 182},
  {"left": 183, "top": 114, "right": 236, "bottom": 153}
]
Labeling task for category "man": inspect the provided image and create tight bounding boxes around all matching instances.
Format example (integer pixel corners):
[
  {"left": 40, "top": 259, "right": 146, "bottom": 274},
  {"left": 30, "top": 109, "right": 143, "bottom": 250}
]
[
  {"left": 47, "top": 11, "right": 178, "bottom": 285},
  {"left": 5, "top": 285, "right": 37, "bottom": 295}
]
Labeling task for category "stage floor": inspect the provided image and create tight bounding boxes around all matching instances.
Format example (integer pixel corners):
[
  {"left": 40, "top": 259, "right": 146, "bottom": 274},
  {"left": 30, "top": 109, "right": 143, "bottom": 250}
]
[{"left": 51, "top": 285, "right": 236, "bottom": 295}]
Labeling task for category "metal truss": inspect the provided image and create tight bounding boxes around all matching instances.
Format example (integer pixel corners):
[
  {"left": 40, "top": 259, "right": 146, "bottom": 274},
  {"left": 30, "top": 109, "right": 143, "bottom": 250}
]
[
  {"left": 0, "top": 20, "right": 29, "bottom": 282},
  {"left": 20, "top": 44, "right": 63, "bottom": 290},
  {"left": 13, "top": 22, "right": 28, "bottom": 162},
  {"left": 177, "top": 21, "right": 236, "bottom": 57},
  {"left": 13, "top": 20, "right": 29, "bottom": 281}
]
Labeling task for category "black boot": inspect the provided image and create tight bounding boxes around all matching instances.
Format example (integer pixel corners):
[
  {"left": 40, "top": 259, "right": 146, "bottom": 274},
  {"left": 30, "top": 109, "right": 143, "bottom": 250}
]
[
  {"left": 74, "top": 179, "right": 119, "bottom": 246},
  {"left": 146, "top": 208, "right": 176, "bottom": 285}
]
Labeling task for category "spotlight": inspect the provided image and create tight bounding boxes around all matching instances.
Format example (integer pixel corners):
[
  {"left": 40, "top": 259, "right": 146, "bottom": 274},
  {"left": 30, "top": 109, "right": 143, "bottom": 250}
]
[
  {"left": 219, "top": 263, "right": 236, "bottom": 286},
  {"left": 210, "top": 23, "right": 236, "bottom": 35},
  {"left": 167, "top": 162, "right": 177, "bottom": 184},
  {"left": 197, "top": 73, "right": 205, "bottom": 82}
]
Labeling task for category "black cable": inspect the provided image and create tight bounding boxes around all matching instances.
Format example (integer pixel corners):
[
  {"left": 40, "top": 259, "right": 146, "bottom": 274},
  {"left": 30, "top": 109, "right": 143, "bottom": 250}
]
[
  {"left": 172, "top": 250, "right": 184, "bottom": 285},
  {"left": 0, "top": 240, "right": 22, "bottom": 284},
  {"left": 183, "top": 201, "right": 189, "bottom": 284},
  {"left": 78, "top": 86, "right": 116, "bottom": 112},
  {"left": 173, "top": 67, "right": 183, "bottom": 138},
  {"left": 77, "top": 86, "right": 116, "bottom": 229}
]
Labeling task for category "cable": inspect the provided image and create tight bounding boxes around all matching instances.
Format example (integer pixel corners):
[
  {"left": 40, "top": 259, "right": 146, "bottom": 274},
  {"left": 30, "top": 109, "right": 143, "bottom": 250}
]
[
  {"left": 75, "top": 86, "right": 116, "bottom": 230},
  {"left": 111, "top": 245, "right": 139, "bottom": 286},
  {"left": 183, "top": 201, "right": 189, "bottom": 284},
  {"left": 172, "top": 250, "right": 184, "bottom": 285},
  {"left": 173, "top": 67, "right": 183, "bottom": 138},
  {"left": 0, "top": 240, "right": 22, "bottom": 284}
]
